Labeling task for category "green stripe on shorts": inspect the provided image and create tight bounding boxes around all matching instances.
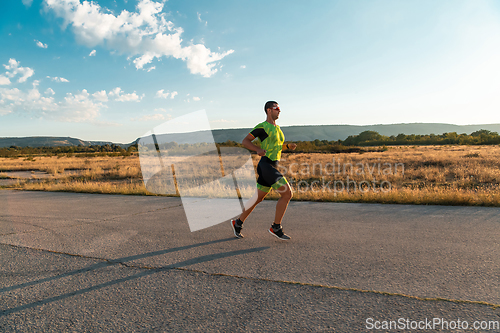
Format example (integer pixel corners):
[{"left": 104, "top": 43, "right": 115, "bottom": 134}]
[
  {"left": 257, "top": 183, "right": 272, "bottom": 193},
  {"left": 271, "top": 176, "right": 288, "bottom": 190}
]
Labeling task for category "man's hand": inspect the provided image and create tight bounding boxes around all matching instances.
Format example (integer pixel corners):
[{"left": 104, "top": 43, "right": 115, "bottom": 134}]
[
  {"left": 256, "top": 148, "right": 266, "bottom": 156},
  {"left": 288, "top": 143, "right": 297, "bottom": 150}
]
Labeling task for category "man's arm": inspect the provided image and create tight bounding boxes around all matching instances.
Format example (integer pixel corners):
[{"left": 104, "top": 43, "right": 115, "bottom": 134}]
[
  {"left": 283, "top": 143, "right": 297, "bottom": 150},
  {"left": 242, "top": 133, "right": 266, "bottom": 156}
]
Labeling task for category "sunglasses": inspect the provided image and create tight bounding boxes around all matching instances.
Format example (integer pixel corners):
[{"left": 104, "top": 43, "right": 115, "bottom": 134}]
[{"left": 272, "top": 106, "right": 280, "bottom": 111}]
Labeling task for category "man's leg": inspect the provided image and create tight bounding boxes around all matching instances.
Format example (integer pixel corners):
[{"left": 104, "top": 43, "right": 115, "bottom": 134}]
[
  {"left": 239, "top": 188, "right": 269, "bottom": 222},
  {"left": 231, "top": 188, "right": 268, "bottom": 238},
  {"left": 268, "top": 183, "right": 293, "bottom": 240},
  {"left": 274, "top": 183, "right": 293, "bottom": 225}
]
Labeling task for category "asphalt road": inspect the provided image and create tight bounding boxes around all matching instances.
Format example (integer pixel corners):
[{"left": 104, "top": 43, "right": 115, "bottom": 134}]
[{"left": 1, "top": 190, "right": 499, "bottom": 332}]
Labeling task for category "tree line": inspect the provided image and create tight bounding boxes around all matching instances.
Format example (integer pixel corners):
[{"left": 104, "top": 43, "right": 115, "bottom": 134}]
[
  {"left": 1, "top": 129, "right": 498, "bottom": 157},
  {"left": 220, "top": 129, "right": 500, "bottom": 152},
  {"left": 0, "top": 144, "right": 135, "bottom": 158},
  {"left": 341, "top": 129, "right": 500, "bottom": 146}
]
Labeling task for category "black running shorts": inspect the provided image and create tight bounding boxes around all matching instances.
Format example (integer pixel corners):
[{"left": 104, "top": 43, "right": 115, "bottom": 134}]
[{"left": 256, "top": 156, "right": 288, "bottom": 192}]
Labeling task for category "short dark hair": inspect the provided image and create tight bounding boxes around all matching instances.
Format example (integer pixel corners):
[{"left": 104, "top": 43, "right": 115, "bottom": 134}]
[{"left": 264, "top": 101, "right": 277, "bottom": 114}]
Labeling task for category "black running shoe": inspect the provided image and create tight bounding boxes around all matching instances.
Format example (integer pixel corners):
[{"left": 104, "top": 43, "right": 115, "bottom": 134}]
[
  {"left": 269, "top": 224, "right": 291, "bottom": 240},
  {"left": 231, "top": 219, "right": 244, "bottom": 238}
]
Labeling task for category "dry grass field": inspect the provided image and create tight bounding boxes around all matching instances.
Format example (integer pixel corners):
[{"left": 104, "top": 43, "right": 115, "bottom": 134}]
[
  {"left": 274, "top": 145, "right": 500, "bottom": 206},
  {"left": 1, "top": 145, "right": 500, "bottom": 206}
]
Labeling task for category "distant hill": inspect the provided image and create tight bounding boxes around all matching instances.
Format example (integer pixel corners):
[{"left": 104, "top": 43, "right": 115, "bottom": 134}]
[
  {"left": 0, "top": 136, "right": 117, "bottom": 148},
  {"left": 275, "top": 123, "right": 500, "bottom": 142},
  {"left": 155, "top": 123, "right": 500, "bottom": 144},
  {"left": 2, "top": 123, "right": 500, "bottom": 147}
]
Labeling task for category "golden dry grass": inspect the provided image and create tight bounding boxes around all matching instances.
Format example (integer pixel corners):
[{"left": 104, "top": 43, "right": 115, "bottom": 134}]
[
  {"left": 1, "top": 146, "right": 500, "bottom": 206},
  {"left": 0, "top": 155, "right": 140, "bottom": 175},
  {"left": 280, "top": 145, "right": 500, "bottom": 190},
  {"left": 20, "top": 180, "right": 149, "bottom": 196}
]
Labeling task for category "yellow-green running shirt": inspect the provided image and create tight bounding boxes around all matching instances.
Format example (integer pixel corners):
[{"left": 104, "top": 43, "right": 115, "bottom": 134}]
[{"left": 249, "top": 121, "right": 285, "bottom": 161}]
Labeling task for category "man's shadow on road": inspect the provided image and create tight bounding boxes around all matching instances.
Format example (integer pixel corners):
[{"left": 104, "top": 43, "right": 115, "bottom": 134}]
[{"left": 1, "top": 237, "right": 269, "bottom": 316}]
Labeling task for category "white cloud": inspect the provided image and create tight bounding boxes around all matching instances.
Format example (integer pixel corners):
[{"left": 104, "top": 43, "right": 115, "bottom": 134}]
[
  {"left": 3, "top": 59, "right": 35, "bottom": 83},
  {"left": 240, "top": 65, "right": 246, "bottom": 69},
  {"left": 156, "top": 89, "right": 169, "bottom": 98},
  {"left": 58, "top": 89, "right": 102, "bottom": 122},
  {"left": 0, "top": 107, "right": 12, "bottom": 116},
  {"left": 132, "top": 113, "right": 169, "bottom": 121},
  {"left": 35, "top": 40, "right": 48, "bottom": 49},
  {"left": 156, "top": 89, "right": 167, "bottom": 98},
  {"left": 197, "top": 12, "right": 208, "bottom": 26},
  {"left": 109, "top": 87, "right": 143, "bottom": 102},
  {"left": 91, "top": 120, "right": 123, "bottom": 127},
  {"left": 22, "top": 0, "right": 33, "bottom": 8},
  {"left": 92, "top": 90, "right": 108, "bottom": 102},
  {"left": 28, "top": 81, "right": 41, "bottom": 100},
  {"left": 89, "top": 49, "right": 96, "bottom": 56},
  {"left": 0, "top": 88, "right": 23, "bottom": 102},
  {"left": 147, "top": 66, "right": 156, "bottom": 72},
  {"left": 0, "top": 75, "right": 10, "bottom": 85},
  {"left": 156, "top": 89, "right": 177, "bottom": 99},
  {"left": 0, "top": 60, "right": 113, "bottom": 122},
  {"left": 47, "top": 76, "right": 70, "bottom": 82},
  {"left": 0, "top": 86, "right": 103, "bottom": 122},
  {"left": 210, "top": 119, "right": 238, "bottom": 123},
  {"left": 43, "top": 0, "right": 233, "bottom": 77},
  {"left": 184, "top": 95, "right": 199, "bottom": 103}
]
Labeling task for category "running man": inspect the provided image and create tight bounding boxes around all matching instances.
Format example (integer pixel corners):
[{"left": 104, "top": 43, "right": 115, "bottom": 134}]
[{"left": 231, "top": 101, "right": 297, "bottom": 240}]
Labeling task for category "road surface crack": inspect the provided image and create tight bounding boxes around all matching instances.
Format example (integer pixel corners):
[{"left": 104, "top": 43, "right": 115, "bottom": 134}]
[{"left": 2, "top": 242, "right": 499, "bottom": 310}]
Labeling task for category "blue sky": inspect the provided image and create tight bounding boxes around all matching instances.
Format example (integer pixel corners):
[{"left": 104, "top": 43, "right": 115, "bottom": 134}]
[{"left": 1, "top": 0, "right": 500, "bottom": 143}]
